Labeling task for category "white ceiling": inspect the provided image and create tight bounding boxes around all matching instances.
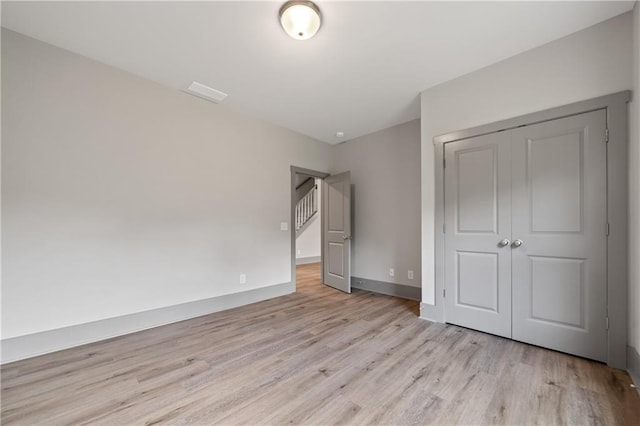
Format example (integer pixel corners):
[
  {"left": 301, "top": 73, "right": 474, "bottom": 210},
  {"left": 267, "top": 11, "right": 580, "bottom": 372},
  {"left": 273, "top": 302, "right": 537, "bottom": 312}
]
[{"left": 1, "top": 1, "right": 634, "bottom": 144}]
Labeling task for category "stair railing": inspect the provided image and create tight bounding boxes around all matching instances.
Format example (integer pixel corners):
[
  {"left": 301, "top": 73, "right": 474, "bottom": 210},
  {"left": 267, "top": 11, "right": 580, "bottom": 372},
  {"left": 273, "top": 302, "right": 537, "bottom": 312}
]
[{"left": 296, "top": 185, "right": 317, "bottom": 231}]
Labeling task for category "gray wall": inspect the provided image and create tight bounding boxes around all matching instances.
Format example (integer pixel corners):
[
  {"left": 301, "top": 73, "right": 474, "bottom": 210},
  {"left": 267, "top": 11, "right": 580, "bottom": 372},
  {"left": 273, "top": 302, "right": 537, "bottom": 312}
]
[
  {"left": 629, "top": 1, "right": 640, "bottom": 373},
  {"left": 1, "top": 29, "right": 331, "bottom": 341},
  {"left": 420, "top": 12, "right": 633, "bottom": 305},
  {"left": 331, "top": 119, "right": 421, "bottom": 288},
  {"left": 2, "top": 9, "right": 636, "bottom": 363}
]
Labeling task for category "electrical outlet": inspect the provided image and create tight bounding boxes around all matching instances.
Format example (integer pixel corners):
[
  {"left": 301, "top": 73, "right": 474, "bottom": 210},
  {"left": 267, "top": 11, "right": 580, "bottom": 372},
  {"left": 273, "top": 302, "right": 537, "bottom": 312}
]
[
  {"left": 280, "top": 222, "right": 288, "bottom": 231},
  {"left": 408, "top": 270, "right": 414, "bottom": 280},
  {"left": 389, "top": 268, "right": 395, "bottom": 277},
  {"left": 297, "top": 249, "right": 301, "bottom": 255},
  {"left": 239, "top": 274, "right": 246, "bottom": 284}
]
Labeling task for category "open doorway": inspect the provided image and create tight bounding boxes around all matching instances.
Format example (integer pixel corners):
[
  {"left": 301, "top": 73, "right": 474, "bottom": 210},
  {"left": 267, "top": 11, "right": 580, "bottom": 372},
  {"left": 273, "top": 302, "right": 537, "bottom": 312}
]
[
  {"left": 290, "top": 167, "right": 329, "bottom": 293},
  {"left": 295, "top": 174, "right": 321, "bottom": 291}
]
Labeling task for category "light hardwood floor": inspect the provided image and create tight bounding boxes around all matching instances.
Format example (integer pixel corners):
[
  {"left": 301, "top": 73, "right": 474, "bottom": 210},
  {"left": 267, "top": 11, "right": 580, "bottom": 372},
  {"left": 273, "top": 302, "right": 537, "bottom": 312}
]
[{"left": 2, "top": 263, "right": 639, "bottom": 425}]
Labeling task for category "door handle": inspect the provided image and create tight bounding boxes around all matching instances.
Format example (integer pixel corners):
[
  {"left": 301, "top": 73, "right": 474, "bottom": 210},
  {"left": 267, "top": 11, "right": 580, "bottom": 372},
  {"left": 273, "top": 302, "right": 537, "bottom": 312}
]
[
  {"left": 343, "top": 235, "right": 352, "bottom": 240},
  {"left": 511, "top": 239, "right": 523, "bottom": 248},
  {"left": 497, "top": 239, "right": 510, "bottom": 248}
]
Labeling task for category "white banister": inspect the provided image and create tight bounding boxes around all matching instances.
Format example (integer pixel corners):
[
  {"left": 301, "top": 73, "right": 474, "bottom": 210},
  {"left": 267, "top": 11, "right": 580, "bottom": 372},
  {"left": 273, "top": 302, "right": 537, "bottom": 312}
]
[{"left": 295, "top": 185, "right": 318, "bottom": 231}]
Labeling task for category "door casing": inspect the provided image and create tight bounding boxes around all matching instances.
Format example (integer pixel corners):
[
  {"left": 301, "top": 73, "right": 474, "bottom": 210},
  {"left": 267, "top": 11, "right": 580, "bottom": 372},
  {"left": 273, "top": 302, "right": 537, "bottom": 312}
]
[{"left": 427, "top": 91, "right": 631, "bottom": 369}]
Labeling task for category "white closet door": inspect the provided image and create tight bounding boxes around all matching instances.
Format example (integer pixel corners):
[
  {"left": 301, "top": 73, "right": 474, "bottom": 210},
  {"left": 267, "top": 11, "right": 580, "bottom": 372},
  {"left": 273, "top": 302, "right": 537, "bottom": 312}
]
[
  {"left": 444, "top": 132, "right": 512, "bottom": 338},
  {"left": 511, "top": 110, "right": 607, "bottom": 362}
]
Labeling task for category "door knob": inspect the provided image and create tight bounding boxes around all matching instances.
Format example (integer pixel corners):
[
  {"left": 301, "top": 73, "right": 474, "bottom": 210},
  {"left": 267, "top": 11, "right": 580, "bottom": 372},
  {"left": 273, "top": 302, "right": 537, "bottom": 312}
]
[
  {"left": 497, "top": 239, "right": 510, "bottom": 248},
  {"left": 343, "top": 235, "right": 352, "bottom": 240},
  {"left": 511, "top": 239, "right": 523, "bottom": 248}
]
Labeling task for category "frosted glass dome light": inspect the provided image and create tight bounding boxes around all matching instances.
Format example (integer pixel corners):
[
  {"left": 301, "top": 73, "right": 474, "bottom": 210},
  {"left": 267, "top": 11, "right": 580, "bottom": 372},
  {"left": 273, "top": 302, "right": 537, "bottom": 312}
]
[{"left": 279, "top": 1, "right": 321, "bottom": 41}]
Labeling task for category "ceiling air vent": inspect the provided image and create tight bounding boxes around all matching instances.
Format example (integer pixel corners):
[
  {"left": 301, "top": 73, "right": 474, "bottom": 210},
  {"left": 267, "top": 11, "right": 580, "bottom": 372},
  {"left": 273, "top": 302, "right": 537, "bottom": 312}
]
[{"left": 185, "top": 81, "right": 228, "bottom": 104}]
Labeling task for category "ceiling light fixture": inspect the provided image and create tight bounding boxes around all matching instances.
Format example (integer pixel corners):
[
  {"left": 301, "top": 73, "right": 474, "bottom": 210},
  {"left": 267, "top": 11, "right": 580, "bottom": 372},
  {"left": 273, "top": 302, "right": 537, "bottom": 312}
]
[{"left": 279, "top": 1, "right": 321, "bottom": 41}]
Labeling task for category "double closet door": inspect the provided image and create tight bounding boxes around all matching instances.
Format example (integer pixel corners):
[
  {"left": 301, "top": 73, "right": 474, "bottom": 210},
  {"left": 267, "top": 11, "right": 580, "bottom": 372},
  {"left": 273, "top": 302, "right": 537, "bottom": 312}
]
[{"left": 444, "top": 110, "right": 607, "bottom": 362}]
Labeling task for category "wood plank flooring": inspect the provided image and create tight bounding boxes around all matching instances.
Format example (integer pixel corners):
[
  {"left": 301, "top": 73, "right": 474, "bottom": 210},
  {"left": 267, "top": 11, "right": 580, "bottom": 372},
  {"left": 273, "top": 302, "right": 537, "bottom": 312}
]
[{"left": 2, "top": 263, "right": 639, "bottom": 425}]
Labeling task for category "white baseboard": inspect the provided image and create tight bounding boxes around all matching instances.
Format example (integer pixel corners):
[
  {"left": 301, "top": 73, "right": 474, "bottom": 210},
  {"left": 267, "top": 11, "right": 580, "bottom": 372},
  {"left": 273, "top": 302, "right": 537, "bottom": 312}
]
[
  {"left": 296, "top": 256, "right": 321, "bottom": 265},
  {"left": 1, "top": 282, "right": 293, "bottom": 365}
]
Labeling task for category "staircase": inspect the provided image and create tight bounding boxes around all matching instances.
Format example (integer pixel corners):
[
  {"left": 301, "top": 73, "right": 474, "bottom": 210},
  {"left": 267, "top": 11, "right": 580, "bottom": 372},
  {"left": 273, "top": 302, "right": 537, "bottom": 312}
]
[{"left": 296, "top": 182, "right": 318, "bottom": 234}]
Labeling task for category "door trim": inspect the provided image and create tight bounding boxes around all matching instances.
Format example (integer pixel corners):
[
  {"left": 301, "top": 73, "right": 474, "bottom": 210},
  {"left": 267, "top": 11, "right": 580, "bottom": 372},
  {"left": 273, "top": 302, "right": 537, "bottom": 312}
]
[
  {"left": 290, "top": 166, "right": 330, "bottom": 291},
  {"left": 428, "top": 90, "right": 631, "bottom": 369}
]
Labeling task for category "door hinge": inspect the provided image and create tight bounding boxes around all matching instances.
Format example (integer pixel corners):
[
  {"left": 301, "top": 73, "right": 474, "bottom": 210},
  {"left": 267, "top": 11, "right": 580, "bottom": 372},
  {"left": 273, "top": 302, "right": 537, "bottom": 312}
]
[
  {"left": 443, "top": 158, "right": 446, "bottom": 168},
  {"left": 606, "top": 317, "right": 609, "bottom": 330},
  {"left": 606, "top": 223, "right": 610, "bottom": 236},
  {"left": 443, "top": 289, "right": 446, "bottom": 298},
  {"left": 605, "top": 128, "right": 609, "bottom": 143}
]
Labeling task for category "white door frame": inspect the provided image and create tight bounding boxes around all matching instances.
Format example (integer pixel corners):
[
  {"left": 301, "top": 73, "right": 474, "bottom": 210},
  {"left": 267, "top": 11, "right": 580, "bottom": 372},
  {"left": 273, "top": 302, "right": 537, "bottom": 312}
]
[
  {"left": 290, "top": 166, "right": 330, "bottom": 291},
  {"left": 426, "top": 91, "right": 631, "bottom": 369}
]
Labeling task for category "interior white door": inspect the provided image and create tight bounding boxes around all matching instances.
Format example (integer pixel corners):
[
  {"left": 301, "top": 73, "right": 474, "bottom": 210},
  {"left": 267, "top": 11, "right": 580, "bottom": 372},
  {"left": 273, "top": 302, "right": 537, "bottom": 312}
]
[
  {"left": 511, "top": 110, "right": 607, "bottom": 362},
  {"left": 444, "top": 132, "right": 513, "bottom": 338},
  {"left": 323, "top": 171, "right": 351, "bottom": 293}
]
